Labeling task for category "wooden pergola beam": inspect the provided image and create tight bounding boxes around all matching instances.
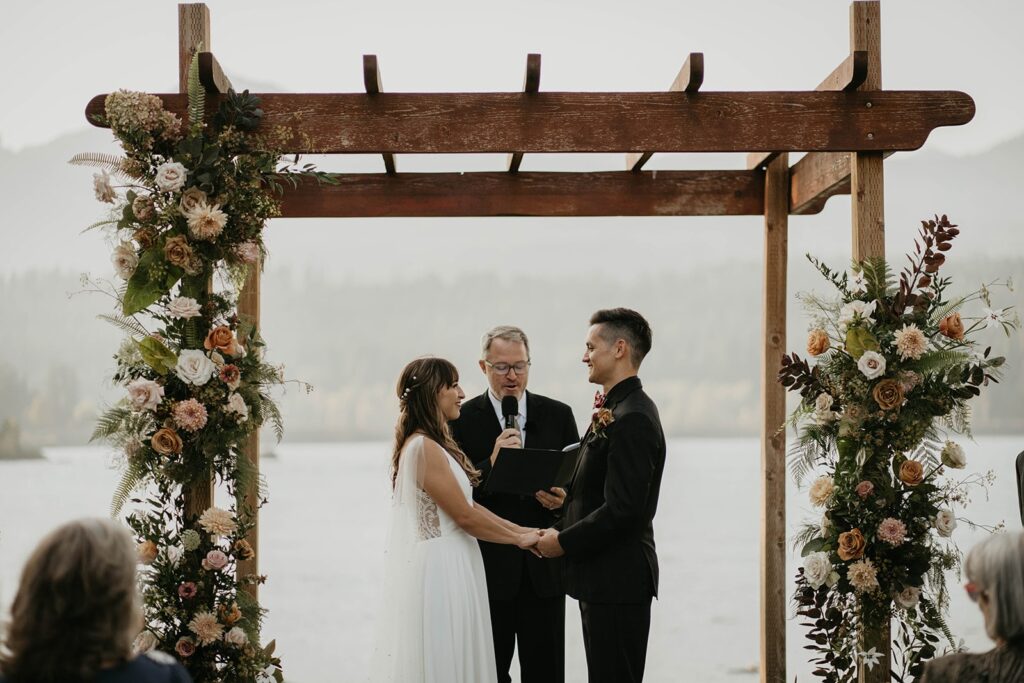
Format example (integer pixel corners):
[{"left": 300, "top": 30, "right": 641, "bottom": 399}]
[
  {"left": 363, "top": 55, "right": 397, "bottom": 174},
  {"left": 747, "top": 50, "right": 868, "bottom": 171},
  {"left": 507, "top": 53, "right": 541, "bottom": 173},
  {"left": 198, "top": 51, "right": 232, "bottom": 93},
  {"left": 85, "top": 89, "right": 973, "bottom": 154},
  {"left": 627, "top": 52, "right": 704, "bottom": 172},
  {"left": 277, "top": 170, "right": 765, "bottom": 217}
]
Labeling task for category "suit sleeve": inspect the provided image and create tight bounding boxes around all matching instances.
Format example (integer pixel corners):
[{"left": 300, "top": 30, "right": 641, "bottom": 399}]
[{"left": 557, "top": 412, "right": 658, "bottom": 556}]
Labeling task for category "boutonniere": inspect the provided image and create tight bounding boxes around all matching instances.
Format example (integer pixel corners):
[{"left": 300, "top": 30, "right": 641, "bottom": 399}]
[{"left": 591, "top": 407, "right": 614, "bottom": 439}]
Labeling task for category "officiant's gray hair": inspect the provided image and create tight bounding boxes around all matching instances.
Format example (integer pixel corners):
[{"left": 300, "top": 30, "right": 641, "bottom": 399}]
[
  {"left": 965, "top": 530, "right": 1024, "bottom": 642},
  {"left": 481, "top": 325, "right": 531, "bottom": 360}
]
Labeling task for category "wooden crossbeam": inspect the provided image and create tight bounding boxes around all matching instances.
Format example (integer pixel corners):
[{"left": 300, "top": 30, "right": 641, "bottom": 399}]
[
  {"left": 789, "top": 150, "right": 851, "bottom": 215},
  {"left": 627, "top": 52, "right": 704, "bottom": 171},
  {"left": 276, "top": 170, "right": 765, "bottom": 217},
  {"left": 85, "top": 89, "right": 973, "bottom": 154},
  {"left": 747, "top": 50, "right": 868, "bottom": 171},
  {"left": 363, "top": 55, "right": 396, "bottom": 174},
  {"left": 507, "top": 54, "right": 542, "bottom": 173},
  {"left": 198, "top": 51, "right": 232, "bottom": 93}
]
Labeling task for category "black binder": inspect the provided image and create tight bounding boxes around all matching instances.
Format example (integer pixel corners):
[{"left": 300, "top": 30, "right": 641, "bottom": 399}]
[{"left": 484, "top": 444, "right": 580, "bottom": 496}]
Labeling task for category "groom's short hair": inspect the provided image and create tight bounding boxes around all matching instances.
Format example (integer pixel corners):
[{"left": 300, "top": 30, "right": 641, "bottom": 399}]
[
  {"left": 481, "top": 325, "right": 531, "bottom": 359},
  {"left": 589, "top": 308, "right": 652, "bottom": 368}
]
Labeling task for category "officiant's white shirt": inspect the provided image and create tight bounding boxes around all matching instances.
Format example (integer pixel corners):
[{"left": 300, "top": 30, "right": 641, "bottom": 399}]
[{"left": 487, "top": 390, "right": 527, "bottom": 447}]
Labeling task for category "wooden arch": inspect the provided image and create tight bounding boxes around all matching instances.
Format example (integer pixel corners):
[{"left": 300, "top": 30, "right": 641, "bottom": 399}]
[{"left": 84, "top": 3, "right": 974, "bottom": 681}]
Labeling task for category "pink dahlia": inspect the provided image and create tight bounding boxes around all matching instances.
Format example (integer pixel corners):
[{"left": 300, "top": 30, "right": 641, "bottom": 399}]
[
  {"left": 877, "top": 517, "right": 908, "bottom": 546},
  {"left": 172, "top": 398, "right": 208, "bottom": 432}
]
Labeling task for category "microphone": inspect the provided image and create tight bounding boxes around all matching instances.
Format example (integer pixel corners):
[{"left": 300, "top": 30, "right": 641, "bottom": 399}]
[{"left": 501, "top": 395, "right": 519, "bottom": 431}]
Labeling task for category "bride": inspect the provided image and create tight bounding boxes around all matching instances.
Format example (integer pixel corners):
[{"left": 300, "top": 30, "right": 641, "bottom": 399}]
[{"left": 370, "top": 357, "right": 542, "bottom": 682}]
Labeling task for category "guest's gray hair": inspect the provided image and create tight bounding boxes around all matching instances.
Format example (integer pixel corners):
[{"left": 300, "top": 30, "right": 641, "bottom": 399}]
[
  {"left": 480, "top": 325, "right": 531, "bottom": 360},
  {"left": 966, "top": 530, "right": 1024, "bottom": 642}
]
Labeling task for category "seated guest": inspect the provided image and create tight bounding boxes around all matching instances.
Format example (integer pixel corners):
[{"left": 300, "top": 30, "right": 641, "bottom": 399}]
[
  {"left": 0, "top": 518, "right": 190, "bottom": 683},
  {"left": 922, "top": 531, "right": 1024, "bottom": 682}
]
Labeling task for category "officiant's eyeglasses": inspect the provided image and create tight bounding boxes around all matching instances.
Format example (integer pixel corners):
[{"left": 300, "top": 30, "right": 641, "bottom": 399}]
[{"left": 485, "top": 361, "right": 531, "bottom": 375}]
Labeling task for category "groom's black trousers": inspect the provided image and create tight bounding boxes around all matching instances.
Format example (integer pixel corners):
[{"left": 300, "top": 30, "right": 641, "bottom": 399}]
[
  {"left": 579, "top": 599, "right": 652, "bottom": 683},
  {"left": 489, "top": 568, "right": 565, "bottom": 683}
]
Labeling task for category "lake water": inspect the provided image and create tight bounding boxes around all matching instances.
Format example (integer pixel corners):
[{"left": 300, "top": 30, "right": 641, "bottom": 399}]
[{"left": 2, "top": 436, "right": 1021, "bottom": 682}]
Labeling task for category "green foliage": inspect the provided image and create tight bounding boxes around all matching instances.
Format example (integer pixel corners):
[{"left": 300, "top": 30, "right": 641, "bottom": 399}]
[
  {"left": 98, "top": 313, "right": 149, "bottom": 338},
  {"left": 122, "top": 243, "right": 184, "bottom": 315},
  {"left": 135, "top": 336, "right": 177, "bottom": 376},
  {"left": 187, "top": 48, "right": 205, "bottom": 133},
  {"left": 91, "top": 405, "right": 133, "bottom": 442},
  {"left": 110, "top": 456, "right": 147, "bottom": 517},
  {"left": 844, "top": 327, "right": 879, "bottom": 360},
  {"left": 68, "top": 152, "right": 138, "bottom": 181}
]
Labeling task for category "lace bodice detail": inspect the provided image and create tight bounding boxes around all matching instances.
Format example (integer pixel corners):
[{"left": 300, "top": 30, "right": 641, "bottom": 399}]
[
  {"left": 409, "top": 439, "right": 473, "bottom": 542},
  {"left": 416, "top": 488, "right": 442, "bottom": 539}
]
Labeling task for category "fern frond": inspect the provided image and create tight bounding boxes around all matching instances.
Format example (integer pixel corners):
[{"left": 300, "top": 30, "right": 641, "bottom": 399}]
[
  {"left": 235, "top": 587, "right": 266, "bottom": 642},
  {"left": 931, "top": 296, "right": 968, "bottom": 323},
  {"left": 942, "top": 403, "right": 972, "bottom": 436},
  {"left": 98, "top": 314, "right": 149, "bottom": 338},
  {"left": 860, "top": 256, "right": 896, "bottom": 298},
  {"left": 264, "top": 400, "right": 285, "bottom": 443},
  {"left": 91, "top": 405, "right": 133, "bottom": 443},
  {"left": 913, "top": 350, "right": 971, "bottom": 376},
  {"left": 68, "top": 152, "right": 139, "bottom": 181},
  {"left": 111, "top": 457, "right": 147, "bottom": 517},
  {"left": 187, "top": 48, "right": 205, "bottom": 131},
  {"left": 81, "top": 219, "right": 119, "bottom": 234}
]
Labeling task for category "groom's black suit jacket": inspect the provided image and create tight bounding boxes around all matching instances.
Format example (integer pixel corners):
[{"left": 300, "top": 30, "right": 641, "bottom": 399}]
[
  {"left": 558, "top": 375, "right": 665, "bottom": 604},
  {"left": 451, "top": 391, "right": 579, "bottom": 600}
]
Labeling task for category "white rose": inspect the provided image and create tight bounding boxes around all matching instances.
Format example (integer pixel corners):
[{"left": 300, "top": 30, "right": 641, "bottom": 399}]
[
  {"left": 93, "top": 169, "right": 116, "bottom": 203},
  {"left": 126, "top": 378, "right": 164, "bottom": 412},
  {"left": 167, "top": 296, "right": 202, "bottom": 320},
  {"left": 808, "top": 476, "right": 835, "bottom": 507},
  {"left": 166, "top": 544, "right": 184, "bottom": 567},
  {"left": 814, "top": 393, "right": 834, "bottom": 413},
  {"left": 935, "top": 510, "right": 958, "bottom": 537},
  {"left": 155, "top": 162, "right": 187, "bottom": 192},
  {"left": 175, "top": 349, "right": 216, "bottom": 386},
  {"left": 224, "top": 626, "right": 248, "bottom": 647},
  {"left": 226, "top": 392, "right": 249, "bottom": 421},
  {"left": 857, "top": 351, "right": 887, "bottom": 379},
  {"left": 819, "top": 514, "right": 832, "bottom": 538},
  {"left": 111, "top": 243, "right": 139, "bottom": 280},
  {"left": 896, "top": 586, "right": 921, "bottom": 609},
  {"left": 941, "top": 441, "right": 967, "bottom": 469},
  {"left": 133, "top": 630, "right": 158, "bottom": 654},
  {"left": 803, "top": 551, "right": 833, "bottom": 590}
]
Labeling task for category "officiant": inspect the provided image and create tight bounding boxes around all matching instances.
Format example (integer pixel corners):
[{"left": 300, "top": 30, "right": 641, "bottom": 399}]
[{"left": 451, "top": 325, "right": 579, "bottom": 683}]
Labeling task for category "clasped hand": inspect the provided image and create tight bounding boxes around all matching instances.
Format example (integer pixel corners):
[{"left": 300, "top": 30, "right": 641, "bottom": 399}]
[{"left": 516, "top": 528, "right": 564, "bottom": 558}]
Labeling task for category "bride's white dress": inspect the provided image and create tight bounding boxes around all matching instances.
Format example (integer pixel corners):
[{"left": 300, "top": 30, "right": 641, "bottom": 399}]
[{"left": 369, "top": 435, "right": 497, "bottom": 682}]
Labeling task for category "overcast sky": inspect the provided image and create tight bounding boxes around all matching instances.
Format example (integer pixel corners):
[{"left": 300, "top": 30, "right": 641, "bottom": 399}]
[{"left": 2, "top": 0, "right": 1022, "bottom": 157}]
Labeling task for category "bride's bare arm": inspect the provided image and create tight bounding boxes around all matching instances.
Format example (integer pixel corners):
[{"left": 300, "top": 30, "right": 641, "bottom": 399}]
[
  {"left": 421, "top": 438, "right": 538, "bottom": 547},
  {"left": 473, "top": 501, "right": 531, "bottom": 535}
]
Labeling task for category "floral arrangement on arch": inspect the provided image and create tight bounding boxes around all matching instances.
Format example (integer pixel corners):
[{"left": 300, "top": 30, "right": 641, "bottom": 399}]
[
  {"left": 777, "top": 215, "right": 1019, "bottom": 682},
  {"left": 73, "top": 51, "right": 323, "bottom": 682}
]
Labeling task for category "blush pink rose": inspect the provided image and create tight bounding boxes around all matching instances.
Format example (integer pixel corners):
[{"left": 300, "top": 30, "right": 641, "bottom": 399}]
[{"left": 855, "top": 481, "right": 874, "bottom": 499}]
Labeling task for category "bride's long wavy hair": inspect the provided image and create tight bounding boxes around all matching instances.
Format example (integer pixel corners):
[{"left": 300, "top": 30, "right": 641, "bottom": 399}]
[{"left": 392, "top": 357, "right": 480, "bottom": 489}]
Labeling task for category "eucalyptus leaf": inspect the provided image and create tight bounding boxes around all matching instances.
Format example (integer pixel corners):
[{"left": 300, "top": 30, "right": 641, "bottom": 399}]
[{"left": 801, "top": 537, "right": 826, "bottom": 557}]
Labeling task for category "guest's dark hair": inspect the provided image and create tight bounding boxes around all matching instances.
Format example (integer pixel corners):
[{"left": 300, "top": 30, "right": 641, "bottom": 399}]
[
  {"left": 0, "top": 518, "right": 142, "bottom": 683},
  {"left": 392, "top": 357, "right": 479, "bottom": 489},
  {"left": 589, "top": 308, "right": 653, "bottom": 368}
]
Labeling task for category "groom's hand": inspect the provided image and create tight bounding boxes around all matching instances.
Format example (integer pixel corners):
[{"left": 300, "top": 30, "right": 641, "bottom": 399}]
[
  {"left": 490, "top": 428, "right": 522, "bottom": 465},
  {"left": 536, "top": 528, "right": 564, "bottom": 558},
  {"left": 535, "top": 487, "right": 566, "bottom": 510}
]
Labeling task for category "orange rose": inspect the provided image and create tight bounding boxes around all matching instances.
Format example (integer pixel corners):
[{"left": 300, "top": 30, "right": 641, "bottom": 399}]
[
  {"left": 138, "top": 540, "right": 158, "bottom": 564},
  {"left": 807, "top": 329, "right": 830, "bottom": 356},
  {"left": 163, "top": 235, "right": 194, "bottom": 269},
  {"left": 939, "top": 312, "right": 965, "bottom": 341},
  {"left": 899, "top": 459, "right": 925, "bottom": 487},
  {"left": 218, "top": 602, "right": 243, "bottom": 625},
  {"left": 204, "top": 325, "right": 242, "bottom": 356},
  {"left": 837, "top": 528, "right": 866, "bottom": 561},
  {"left": 151, "top": 427, "right": 183, "bottom": 455},
  {"left": 872, "top": 379, "right": 904, "bottom": 411},
  {"left": 233, "top": 539, "right": 255, "bottom": 561}
]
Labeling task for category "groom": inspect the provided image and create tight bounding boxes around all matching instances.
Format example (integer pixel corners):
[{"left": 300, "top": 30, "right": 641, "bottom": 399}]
[{"left": 535, "top": 308, "right": 666, "bottom": 683}]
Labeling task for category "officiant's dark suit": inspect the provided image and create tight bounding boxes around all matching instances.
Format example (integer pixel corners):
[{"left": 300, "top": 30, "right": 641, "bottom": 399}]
[{"left": 452, "top": 389, "right": 578, "bottom": 683}]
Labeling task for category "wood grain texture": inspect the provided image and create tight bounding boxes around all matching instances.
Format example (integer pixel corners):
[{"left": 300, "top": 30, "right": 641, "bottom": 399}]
[
  {"left": 507, "top": 53, "right": 542, "bottom": 173},
  {"left": 236, "top": 262, "right": 261, "bottom": 598},
  {"left": 85, "top": 90, "right": 974, "bottom": 154},
  {"left": 179, "top": 3, "right": 214, "bottom": 524},
  {"left": 790, "top": 151, "right": 852, "bottom": 215},
  {"left": 277, "top": 170, "right": 765, "bottom": 217},
  {"left": 198, "top": 51, "right": 232, "bottom": 93},
  {"left": 817, "top": 50, "right": 868, "bottom": 92},
  {"left": 628, "top": 52, "right": 704, "bottom": 171},
  {"left": 761, "top": 153, "right": 789, "bottom": 683},
  {"left": 363, "top": 55, "right": 396, "bottom": 174}
]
